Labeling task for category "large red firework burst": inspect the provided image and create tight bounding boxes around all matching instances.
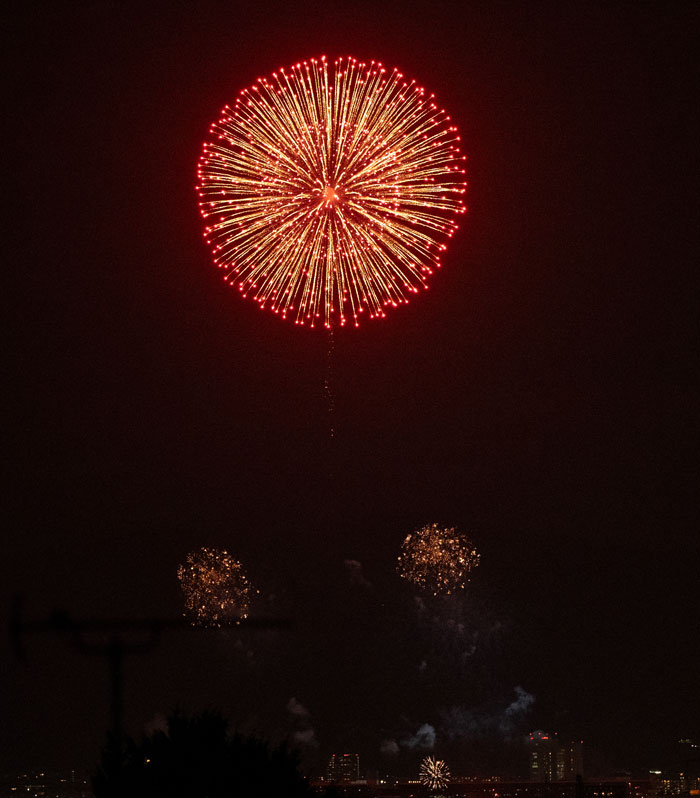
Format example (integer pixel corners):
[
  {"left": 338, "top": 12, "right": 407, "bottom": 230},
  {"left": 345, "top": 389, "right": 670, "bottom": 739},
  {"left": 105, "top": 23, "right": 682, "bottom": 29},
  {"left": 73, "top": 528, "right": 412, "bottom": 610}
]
[{"left": 196, "top": 55, "right": 467, "bottom": 328}]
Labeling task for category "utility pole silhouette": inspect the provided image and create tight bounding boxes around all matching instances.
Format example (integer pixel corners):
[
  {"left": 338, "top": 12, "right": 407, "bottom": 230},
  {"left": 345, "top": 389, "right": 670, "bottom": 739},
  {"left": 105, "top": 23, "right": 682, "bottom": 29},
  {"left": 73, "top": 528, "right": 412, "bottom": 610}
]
[{"left": 10, "top": 598, "right": 291, "bottom": 742}]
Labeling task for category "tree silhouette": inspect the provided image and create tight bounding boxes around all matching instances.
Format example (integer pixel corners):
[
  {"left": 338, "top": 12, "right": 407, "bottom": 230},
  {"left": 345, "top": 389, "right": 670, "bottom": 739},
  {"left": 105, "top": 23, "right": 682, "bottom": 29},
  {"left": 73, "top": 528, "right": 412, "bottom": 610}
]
[{"left": 93, "top": 710, "right": 314, "bottom": 797}]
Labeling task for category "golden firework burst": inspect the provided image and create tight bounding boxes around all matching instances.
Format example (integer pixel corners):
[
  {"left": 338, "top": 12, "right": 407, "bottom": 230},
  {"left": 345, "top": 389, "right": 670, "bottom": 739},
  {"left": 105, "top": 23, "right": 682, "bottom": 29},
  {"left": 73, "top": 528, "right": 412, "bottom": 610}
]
[
  {"left": 420, "top": 755, "right": 451, "bottom": 791},
  {"left": 397, "top": 523, "right": 480, "bottom": 595},
  {"left": 177, "top": 548, "right": 253, "bottom": 627}
]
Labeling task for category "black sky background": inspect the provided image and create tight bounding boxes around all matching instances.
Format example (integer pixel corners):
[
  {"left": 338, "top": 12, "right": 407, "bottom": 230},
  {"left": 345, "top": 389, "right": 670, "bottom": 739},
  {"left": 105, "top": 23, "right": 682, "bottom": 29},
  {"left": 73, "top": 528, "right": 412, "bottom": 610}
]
[{"left": 4, "top": 0, "right": 698, "bottom": 780}]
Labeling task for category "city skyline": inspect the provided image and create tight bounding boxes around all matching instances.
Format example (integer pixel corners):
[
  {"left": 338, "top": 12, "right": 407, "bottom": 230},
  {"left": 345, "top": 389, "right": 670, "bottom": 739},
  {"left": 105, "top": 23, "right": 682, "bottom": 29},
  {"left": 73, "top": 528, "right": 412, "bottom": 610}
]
[{"left": 4, "top": 0, "right": 696, "bottom": 785}]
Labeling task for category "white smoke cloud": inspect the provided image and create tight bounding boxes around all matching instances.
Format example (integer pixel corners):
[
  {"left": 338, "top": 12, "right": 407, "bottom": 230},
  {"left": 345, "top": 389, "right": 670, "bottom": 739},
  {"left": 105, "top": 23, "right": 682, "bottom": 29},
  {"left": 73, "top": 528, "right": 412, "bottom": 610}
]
[
  {"left": 440, "top": 706, "right": 483, "bottom": 740},
  {"left": 293, "top": 728, "right": 318, "bottom": 747},
  {"left": 440, "top": 686, "right": 535, "bottom": 741},
  {"left": 287, "top": 697, "right": 317, "bottom": 748},
  {"left": 380, "top": 738, "right": 400, "bottom": 756},
  {"left": 343, "top": 559, "right": 371, "bottom": 588},
  {"left": 461, "top": 643, "right": 478, "bottom": 660},
  {"left": 287, "top": 697, "right": 310, "bottom": 718},
  {"left": 144, "top": 712, "right": 168, "bottom": 735},
  {"left": 402, "top": 722, "right": 436, "bottom": 750},
  {"left": 504, "top": 686, "right": 535, "bottom": 719}
]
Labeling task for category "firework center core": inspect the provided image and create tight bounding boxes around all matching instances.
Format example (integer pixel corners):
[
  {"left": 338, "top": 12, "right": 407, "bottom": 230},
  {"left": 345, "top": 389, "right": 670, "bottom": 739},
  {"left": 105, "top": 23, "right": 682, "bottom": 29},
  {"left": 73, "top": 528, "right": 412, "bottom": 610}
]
[{"left": 323, "top": 185, "right": 339, "bottom": 203}]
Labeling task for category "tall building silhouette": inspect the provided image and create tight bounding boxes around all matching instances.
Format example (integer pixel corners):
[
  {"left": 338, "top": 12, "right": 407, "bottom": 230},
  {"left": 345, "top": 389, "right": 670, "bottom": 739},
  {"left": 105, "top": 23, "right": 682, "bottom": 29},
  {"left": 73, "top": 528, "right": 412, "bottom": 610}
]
[
  {"left": 528, "top": 731, "right": 583, "bottom": 782},
  {"left": 326, "top": 753, "right": 361, "bottom": 783}
]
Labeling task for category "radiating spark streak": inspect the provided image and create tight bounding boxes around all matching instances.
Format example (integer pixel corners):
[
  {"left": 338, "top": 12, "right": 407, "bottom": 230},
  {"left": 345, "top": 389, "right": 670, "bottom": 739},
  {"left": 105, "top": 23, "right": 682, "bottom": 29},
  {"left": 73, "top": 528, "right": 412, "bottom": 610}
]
[
  {"left": 197, "top": 56, "right": 467, "bottom": 328},
  {"left": 420, "top": 756, "right": 451, "bottom": 791}
]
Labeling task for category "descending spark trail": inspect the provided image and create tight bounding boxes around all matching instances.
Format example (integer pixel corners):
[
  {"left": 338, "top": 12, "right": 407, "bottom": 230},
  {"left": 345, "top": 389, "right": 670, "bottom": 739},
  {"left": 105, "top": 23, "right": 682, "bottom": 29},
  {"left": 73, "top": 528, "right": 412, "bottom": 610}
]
[
  {"left": 197, "top": 56, "right": 467, "bottom": 327},
  {"left": 324, "top": 328, "right": 335, "bottom": 437}
]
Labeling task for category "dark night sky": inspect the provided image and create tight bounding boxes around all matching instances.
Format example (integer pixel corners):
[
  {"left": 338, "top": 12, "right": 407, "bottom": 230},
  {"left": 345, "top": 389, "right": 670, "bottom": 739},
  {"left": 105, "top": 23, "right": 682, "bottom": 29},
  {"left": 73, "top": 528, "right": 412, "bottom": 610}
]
[{"left": 4, "top": 0, "right": 697, "bottom": 780}]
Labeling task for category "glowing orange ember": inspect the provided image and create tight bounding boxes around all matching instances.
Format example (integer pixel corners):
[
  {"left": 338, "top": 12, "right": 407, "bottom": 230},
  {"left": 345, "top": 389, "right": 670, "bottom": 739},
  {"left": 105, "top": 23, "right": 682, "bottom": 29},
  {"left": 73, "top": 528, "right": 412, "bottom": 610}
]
[{"left": 323, "top": 185, "right": 339, "bottom": 203}]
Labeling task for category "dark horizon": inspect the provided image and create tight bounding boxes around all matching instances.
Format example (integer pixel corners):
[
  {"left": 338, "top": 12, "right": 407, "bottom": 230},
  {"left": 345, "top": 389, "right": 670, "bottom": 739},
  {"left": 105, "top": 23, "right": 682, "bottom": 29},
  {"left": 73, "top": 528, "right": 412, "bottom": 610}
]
[{"left": 4, "top": 0, "right": 697, "bottom": 781}]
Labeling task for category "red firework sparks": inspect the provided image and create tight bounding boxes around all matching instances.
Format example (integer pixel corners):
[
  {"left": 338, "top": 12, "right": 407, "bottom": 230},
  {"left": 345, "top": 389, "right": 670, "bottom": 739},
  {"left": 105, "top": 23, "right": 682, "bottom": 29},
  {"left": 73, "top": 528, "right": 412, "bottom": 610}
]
[{"left": 196, "top": 55, "right": 467, "bottom": 328}]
